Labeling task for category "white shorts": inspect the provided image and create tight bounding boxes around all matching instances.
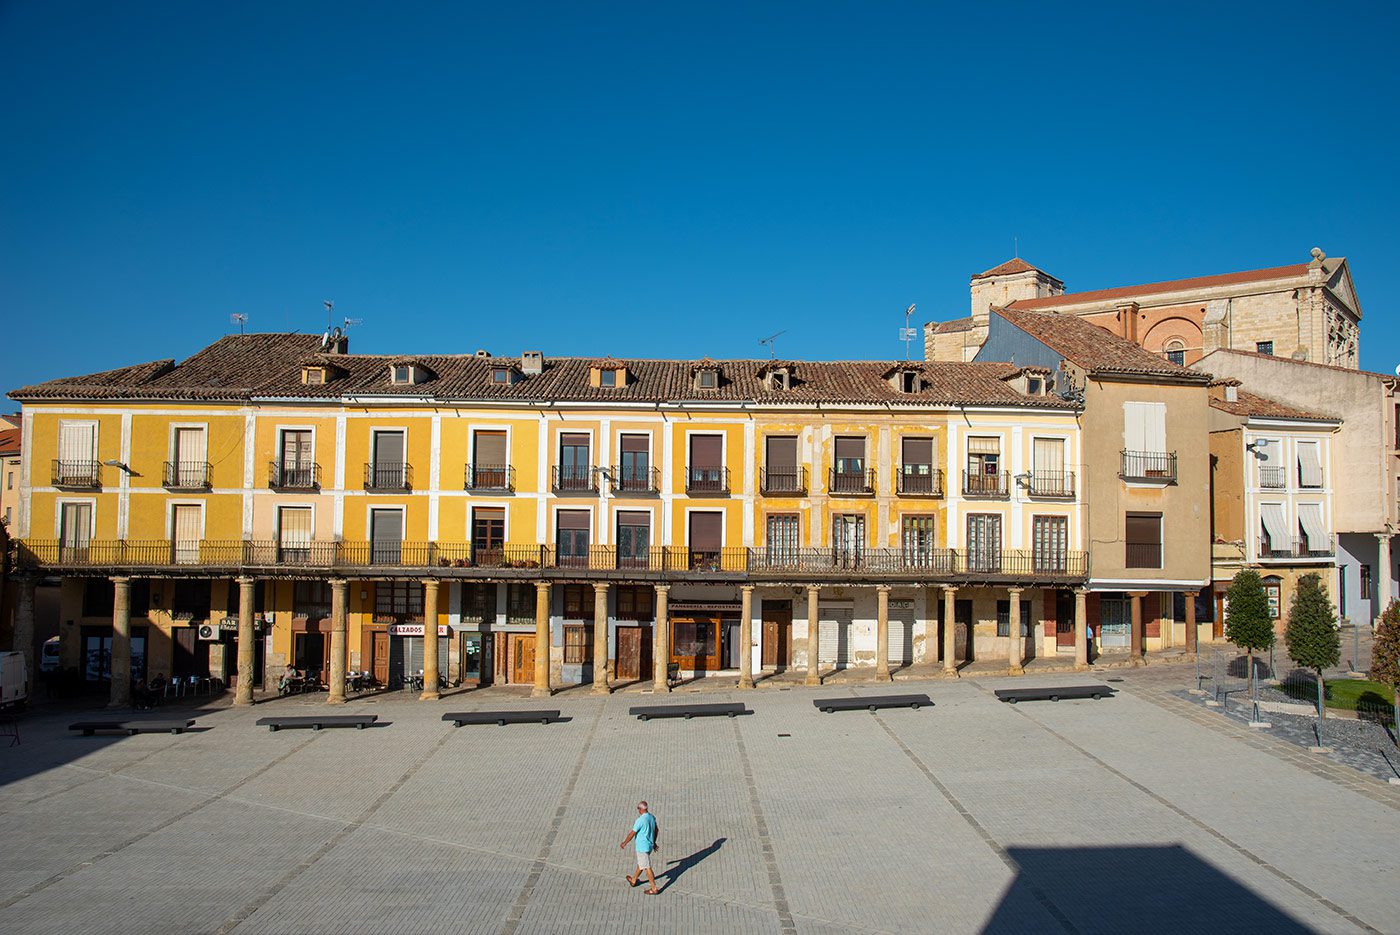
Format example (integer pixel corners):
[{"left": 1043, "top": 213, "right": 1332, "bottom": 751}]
[{"left": 635, "top": 850, "right": 652, "bottom": 870}]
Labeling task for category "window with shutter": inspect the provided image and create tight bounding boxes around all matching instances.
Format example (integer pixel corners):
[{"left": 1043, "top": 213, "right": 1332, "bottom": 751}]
[
  {"left": 556, "top": 510, "right": 591, "bottom": 566},
  {"left": 766, "top": 513, "right": 799, "bottom": 564},
  {"left": 616, "top": 511, "right": 650, "bottom": 567},
  {"left": 966, "top": 513, "right": 1002, "bottom": 572},
  {"left": 173, "top": 427, "right": 207, "bottom": 487},
  {"left": 764, "top": 436, "right": 800, "bottom": 492},
  {"left": 278, "top": 506, "right": 312, "bottom": 563},
  {"left": 1297, "top": 442, "right": 1323, "bottom": 488},
  {"left": 558, "top": 434, "right": 591, "bottom": 490},
  {"left": 688, "top": 511, "right": 723, "bottom": 568},
  {"left": 471, "top": 507, "right": 505, "bottom": 562},
  {"left": 370, "top": 508, "right": 403, "bottom": 565},
  {"left": 688, "top": 435, "right": 725, "bottom": 491},
  {"left": 1032, "top": 515, "right": 1068, "bottom": 572},
  {"left": 1125, "top": 512, "right": 1162, "bottom": 568},
  {"left": 471, "top": 431, "right": 508, "bottom": 489},
  {"left": 618, "top": 434, "right": 650, "bottom": 490}
]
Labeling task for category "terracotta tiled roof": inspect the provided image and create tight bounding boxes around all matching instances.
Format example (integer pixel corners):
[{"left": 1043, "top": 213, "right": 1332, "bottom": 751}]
[
  {"left": 973, "top": 258, "right": 1056, "bottom": 280},
  {"left": 1209, "top": 388, "right": 1340, "bottom": 423},
  {"left": 992, "top": 307, "right": 1208, "bottom": 381},
  {"left": 1007, "top": 262, "right": 1320, "bottom": 310},
  {"left": 0, "top": 426, "right": 19, "bottom": 457},
  {"left": 9, "top": 334, "right": 1077, "bottom": 410},
  {"left": 930, "top": 317, "right": 975, "bottom": 335}
]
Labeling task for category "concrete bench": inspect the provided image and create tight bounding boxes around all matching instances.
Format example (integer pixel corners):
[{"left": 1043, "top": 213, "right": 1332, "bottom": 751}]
[
  {"left": 994, "top": 685, "right": 1114, "bottom": 704},
  {"left": 255, "top": 714, "right": 377, "bottom": 732},
  {"left": 443, "top": 710, "right": 560, "bottom": 727},
  {"left": 629, "top": 702, "right": 749, "bottom": 721},
  {"left": 813, "top": 694, "right": 931, "bottom": 714},
  {"left": 70, "top": 719, "right": 195, "bottom": 736}
]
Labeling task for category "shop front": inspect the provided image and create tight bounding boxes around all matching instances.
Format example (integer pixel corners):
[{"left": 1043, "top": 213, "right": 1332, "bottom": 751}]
[
  {"left": 669, "top": 600, "right": 741, "bottom": 675},
  {"left": 386, "top": 621, "right": 451, "bottom": 688}
]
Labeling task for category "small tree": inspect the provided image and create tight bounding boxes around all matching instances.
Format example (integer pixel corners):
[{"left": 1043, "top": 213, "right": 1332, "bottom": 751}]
[
  {"left": 1225, "top": 569, "right": 1274, "bottom": 694},
  {"left": 1284, "top": 573, "right": 1340, "bottom": 731},
  {"left": 1370, "top": 600, "right": 1400, "bottom": 743}
]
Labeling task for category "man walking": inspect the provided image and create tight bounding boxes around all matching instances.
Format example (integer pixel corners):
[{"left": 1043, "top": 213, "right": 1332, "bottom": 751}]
[{"left": 620, "top": 800, "right": 660, "bottom": 894}]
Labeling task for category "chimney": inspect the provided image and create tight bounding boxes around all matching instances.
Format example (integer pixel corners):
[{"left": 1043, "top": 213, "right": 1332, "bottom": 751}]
[
  {"left": 324, "top": 327, "right": 349, "bottom": 355},
  {"left": 1225, "top": 384, "right": 1238, "bottom": 402},
  {"left": 521, "top": 350, "right": 544, "bottom": 375}
]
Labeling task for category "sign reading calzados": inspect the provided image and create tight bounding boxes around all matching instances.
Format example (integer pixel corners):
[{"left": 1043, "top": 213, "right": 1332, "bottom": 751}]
[{"left": 387, "top": 623, "right": 450, "bottom": 637}]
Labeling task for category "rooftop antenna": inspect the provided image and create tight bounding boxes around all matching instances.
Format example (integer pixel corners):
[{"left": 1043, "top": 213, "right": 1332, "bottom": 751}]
[
  {"left": 1014, "top": 235, "right": 1019, "bottom": 258},
  {"left": 323, "top": 300, "right": 334, "bottom": 329},
  {"left": 899, "top": 304, "right": 918, "bottom": 360},
  {"left": 341, "top": 316, "right": 363, "bottom": 332},
  {"left": 230, "top": 313, "right": 248, "bottom": 336},
  {"left": 758, "top": 329, "right": 786, "bottom": 360}
]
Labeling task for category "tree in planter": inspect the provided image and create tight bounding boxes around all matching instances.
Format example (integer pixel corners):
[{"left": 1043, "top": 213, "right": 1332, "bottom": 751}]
[
  {"left": 1370, "top": 600, "right": 1400, "bottom": 744},
  {"left": 1225, "top": 569, "right": 1274, "bottom": 694},
  {"left": 1283, "top": 573, "right": 1340, "bottom": 740}
]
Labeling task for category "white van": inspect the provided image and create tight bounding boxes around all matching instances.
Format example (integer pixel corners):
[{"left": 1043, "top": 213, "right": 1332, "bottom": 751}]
[
  {"left": 39, "top": 637, "right": 60, "bottom": 673},
  {"left": 0, "top": 652, "right": 26, "bottom": 709}
]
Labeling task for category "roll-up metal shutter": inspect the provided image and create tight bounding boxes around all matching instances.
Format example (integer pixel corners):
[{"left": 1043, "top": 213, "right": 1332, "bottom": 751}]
[
  {"left": 688, "top": 512, "right": 723, "bottom": 551},
  {"left": 620, "top": 434, "right": 649, "bottom": 453},
  {"left": 766, "top": 436, "right": 797, "bottom": 468},
  {"left": 818, "top": 606, "right": 853, "bottom": 666},
  {"left": 887, "top": 600, "right": 915, "bottom": 665},
  {"left": 474, "top": 430, "right": 507, "bottom": 465},
  {"left": 690, "top": 434, "right": 722, "bottom": 467}
]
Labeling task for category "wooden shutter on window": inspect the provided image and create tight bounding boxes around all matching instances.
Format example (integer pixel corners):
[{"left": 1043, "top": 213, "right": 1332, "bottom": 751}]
[
  {"left": 59, "top": 422, "right": 96, "bottom": 463},
  {"left": 279, "top": 507, "right": 311, "bottom": 547},
  {"left": 688, "top": 512, "right": 723, "bottom": 550},
  {"left": 620, "top": 434, "right": 648, "bottom": 454},
  {"left": 1125, "top": 513, "right": 1160, "bottom": 546},
  {"left": 834, "top": 437, "right": 865, "bottom": 461},
  {"left": 374, "top": 431, "right": 405, "bottom": 464},
  {"left": 556, "top": 509, "right": 590, "bottom": 530},
  {"left": 901, "top": 437, "right": 932, "bottom": 465},
  {"left": 474, "top": 431, "right": 506, "bottom": 464},
  {"left": 1033, "top": 438, "right": 1064, "bottom": 473},
  {"left": 967, "top": 436, "right": 1000, "bottom": 455},
  {"left": 371, "top": 509, "right": 403, "bottom": 544},
  {"left": 766, "top": 436, "right": 797, "bottom": 468},
  {"left": 560, "top": 433, "right": 590, "bottom": 452},
  {"left": 690, "top": 435, "right": 722, "bottom": 467}
]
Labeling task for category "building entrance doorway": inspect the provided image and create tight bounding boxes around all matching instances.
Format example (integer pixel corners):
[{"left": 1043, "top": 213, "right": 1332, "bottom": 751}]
[
  {"left": 615, "top": 625, "right": 652, "bottom": 681},
  {"left": 761, "top": 601, "right": 791, "bottom": 669}
]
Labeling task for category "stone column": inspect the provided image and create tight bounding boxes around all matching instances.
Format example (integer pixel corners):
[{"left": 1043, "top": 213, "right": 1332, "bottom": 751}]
[
  {"left": 942, "top": 586, "right": 957, "bottom": 675},
  {"left": 592, "top": 582, "right": 610, "bottom": 694},
  {"left": 532, "top": 581, "right": 551, "bottom": 698},
  {"left": 327, "top": 578, "right": 349, "bottom": 704},
  {"left": 875, "top": 585, "right": 891, "bottom": 681},
  {"left": 1377, "top": 534, "right": 1393, "bottom": 620},
  {"left": 12, "top": 575, "right": 36, "bottom": 684},
  {"left": 652, "top": 584, "right": 670, "bottom": 693},
  {"left": 420, "top": 579, "right": 441, "bottom": 700},
  {"left": 804, "top": 585, "right": 821, "bottom": 686},
  {"left": 108, "top": 576, "right": 132, "bottom": 708},
  {"left": 1129, "top": 591, "right": 1146, "bottom": 664},
  {"left": 738, "top": 585, "right": 755, "bottom": 689},
  {"left": 1007, "top": 587, "right": 1024, "bottom": 676},
  {"left": 1074, "top": 589, "right": 1089, "bottom": 671},
  {"left": 1185, "top": 588, "right": 1198, "bottom": 654},
  {"left": 234, "top": 576, "right": 257, "bottom": 705}
]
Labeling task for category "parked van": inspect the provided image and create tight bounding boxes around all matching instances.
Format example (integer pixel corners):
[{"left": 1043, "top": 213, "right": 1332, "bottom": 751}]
[
  {"left": 0, "top": 652, "right": 26, "bottom": 710},
  {"left": 39, "top": 637, "right": 60, "bottom": 673}
]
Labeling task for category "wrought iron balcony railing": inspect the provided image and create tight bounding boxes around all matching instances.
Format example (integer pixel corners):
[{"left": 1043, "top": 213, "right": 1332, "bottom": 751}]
[
  {"left": 760, "top": 467, "right": 807, "bottom": 496},
  {"left": 896, "top": 467, "right": 944, "bottom": 497},
  {"left": 686, "top": 465, "right": 730, "bottom": 495},
  {"left": 962, "top": 470, "right": 1009, "bottom": 498},
  {"left": 268, "top": 461, "right": 321, "bottom": 490},
  {"left": 1120, "top": 450, "right": 1178, "bottom": 483},
  {"left": 1258, "top": 536, "right": 1333, "bottom": 560},
  {"left": 465, "top": 463, "right": 515, "bottom": 491},
  {"left": 829, "top": 468, "right": 876, "bottom": 496},
  {"left": 51, "top": 459, "right": 102, "bottom": 488},
  {"left": 552, "top": 465, "right": 598, "bottom": 493},
  {"left": 364, "top": 461, "right": 412, "bottom": 491},
  {"left": 163, "top": 461, "right": 211, "bottom": 490},
  {"left": 1024, "top": 470, "right": 1076, "bottom": 498},
  {"left": 610, "top": 465, "right": 659, "bottom": 495}
]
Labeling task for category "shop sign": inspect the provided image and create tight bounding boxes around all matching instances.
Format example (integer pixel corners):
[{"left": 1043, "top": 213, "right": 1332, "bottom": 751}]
[
  {"left": 669, "top": 602, "right": 741, "bottom": 612},
  {"left": 889, "top": 600, "right": 915, "bottom": 611},
  {"left": 388, "top": 623, "right": 450, "bottom": 637}
]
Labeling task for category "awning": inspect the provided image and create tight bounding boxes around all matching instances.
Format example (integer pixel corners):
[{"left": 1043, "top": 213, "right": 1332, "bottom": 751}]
[
  {"left": 1259, "top": 504, "right": 1290, "bottom": 547},
  {"left": 1297, "top": 443, "right": 1323, "bottom": 488},
  {"left": 1297, "top": 504, "right": 1328, "bottom": 551}
]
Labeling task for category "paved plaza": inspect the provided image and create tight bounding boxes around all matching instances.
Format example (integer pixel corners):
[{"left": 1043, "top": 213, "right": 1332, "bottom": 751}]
[{"left": 2, "top": 668, "right": 1398, "bottom": 934}]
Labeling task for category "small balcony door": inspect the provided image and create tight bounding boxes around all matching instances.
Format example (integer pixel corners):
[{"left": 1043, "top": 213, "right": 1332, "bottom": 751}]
[
  {"left": 901, "top": 515, "right": 937, "bottom": 568},
  {"left": 688, "top": 511, "right": 723, "bottom": 569},
  {"left": 765, "top": 436, "right": 800, "bottom": 493},
  {"left": 616, "top": 511, "right": 650, "bottom": 569},
  {"left": 618, "top": 434, "right": 650, "bottom": 491},
  {"left": 688, "top": 434, "right": 724, "bottom": 492},
  {"left": 371, "top": 431, "right": 406, "bottom": 488},
  {"left": 173, "top": 427, "right": 207, "bottom": 487},
  {"left": 370, "top": 508, "right": 403, "bottom": 565},
  {"left": 765, "top": 514, "right": 799, "bottom": 566},
  {"left": 171, "top": 504, "right": 201, "bottom": 565},
  {"left": 832, "top": 514, "right": 864, "bottom": 568},
  {"left": 471, "top": 507, "right": 505, "bottom": 564},
  {"left": 559, "top": 433, "right": 591, "bottom": 490},
  {"left": 59, "top": 502, "right": 92, "bottom": 562},
  {"left": 901, "top": 437, "right": 935, "bottom": 494},
  {"left": 556, "top": 509, "right": 591, "bottom": 567},
  {"left": 280, "top": 430, "right": 313, "bottom": 486},
  {"left": 1032, "top": 515, "right": 1068, "bottom": 572},
  {"left": 278, "top": 506, "right": 312, "bottom": 564},
  {"left": 966, "top": 513, "right": 1002, "bottom": 573},
  {"left": 472, "top": 430, "right": 508, "bottom": 488},
  {"left": 832, "top": 437, "right": 866, "bottom": 493}
]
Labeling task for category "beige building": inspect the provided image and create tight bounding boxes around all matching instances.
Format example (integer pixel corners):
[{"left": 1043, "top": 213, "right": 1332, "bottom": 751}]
[
  {"left": 928, "top": 249, "right": 1362, "bottom": 370},
  {"left": 976, "top": 305, "right": 1214, "bottom": 656},
  {"left": 0, "top": 415, "right": 19, "bottom": 530},
  {"left": 1205, "top": 379, "right": 1341, "bottom": 634},
  {"left": 1192, "top": 350, "right": 1398, "bottom": 624}
]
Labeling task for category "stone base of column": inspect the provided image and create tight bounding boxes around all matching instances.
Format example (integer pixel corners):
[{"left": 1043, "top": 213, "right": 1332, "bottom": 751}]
[
  {"left": 1007, "top": 664, "right": 1024, "bottom": 677},
  {"left": 1073, "top": 662, "right": 1091, "bottom": 672},
  {"left": 876, "top": 670, "right": 893, "bottom": 682},
  {"left": 942, "top": 666, "right": 960, "bottom": 679},
  {"left": 233, "top": 692, "right": 253, "bottom": 706},
  {"left": 804, "top": 672, "right": 820, "bottom": 686},
  {"left": 1131, "top": 656, "right": 1146, "bottom": 667},
  {"left": 593, "top": 680, "right": 611, "bottom": 695},
  {"left": 327, "top": 692, "right": 347, "bottom": 705},
  {"left": 531, "top": 686, "right": 551, "bottom": 698},
  {"left": 737, "top": 676, "right": 754, "bottom": 689},
  {"left": 420, "top": 689, "right": 441, "bottom": 701},
  {"left": 652, "top": 684, "right": 670, "bottom": 695}
]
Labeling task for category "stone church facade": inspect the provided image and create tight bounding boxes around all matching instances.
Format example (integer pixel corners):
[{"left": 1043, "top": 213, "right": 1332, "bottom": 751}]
[{"left": 926, "top": 248, "right": 1362, "bottom": 370}]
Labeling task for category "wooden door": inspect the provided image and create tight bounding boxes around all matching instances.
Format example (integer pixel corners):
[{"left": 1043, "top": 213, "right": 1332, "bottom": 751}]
[
  {"left": 511, "top": 634, "right": 535, "bottom": 684},
  {"left": 1213, "top": 593, "right": 1226, "bottom": 639},
  {"left": 371, "top": 631, "right": 390, "bottom": 686},
  {"left": 671, "top": 616, "right": 716, "bottom": 672},
  {"left": 761, "top": 602, "right": 791, "bottom": 669},
  {"left": 616, "top": 626, "right": 653, "bottom": 681},
  {"left": 173, "top": 627, "right": 197, "bottom": 678},
  {"left": 1055, "top": 590, "right": 1075, "bottom": 648}
]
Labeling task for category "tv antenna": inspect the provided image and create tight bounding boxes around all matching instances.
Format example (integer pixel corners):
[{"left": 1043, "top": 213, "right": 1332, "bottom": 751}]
[
  {"left": 230, "top": 313, "right": 248, "bottom": 335},
  {"left": 341, "top": 317, "right": 363, "bottom": 332},
  {"left": 899, "top": 304, "right": 918, "bottom": 360},
  {"left": 758, "top": 330, "right": 786, "bottom": 360},
  {"left": 323, "top": 300, "right": 335, "bottom": 329}
]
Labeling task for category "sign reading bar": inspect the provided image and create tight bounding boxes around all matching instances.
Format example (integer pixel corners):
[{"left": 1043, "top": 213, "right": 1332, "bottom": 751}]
[{"left": 387, "top": 623, "right": 450, "bottom": 637}]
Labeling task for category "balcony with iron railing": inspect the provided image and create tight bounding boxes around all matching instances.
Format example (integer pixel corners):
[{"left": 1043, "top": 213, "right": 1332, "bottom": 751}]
[
  {"left": 962, "top": 470, "right": 1009, "bottom": 498},
  {"left": 829, "top": 468, "right": 876, "bottom": 496},
  {"left": 1120, "top": 450, "right": 1178, "bottom": 483},
  {"left": 760, "top": 466, "right": 807, "bottom": 496},
  {"left": 1024, "top": 470, "right": 1076, "bottom": 498},
  {"left": 610, "top": 465, "right": 659, "bottom": 495},
  {"left": 1258, "top": 536, "right": 1334, "bottom": 560},
  {"left": 686, "top": 465, "right": 730, "bottom": 495},
  {"left": 896, "top": 467, "right": 944, "bottom": 497},
  {"left": 268, "top": 461, "right": 321, "bottom": 490},
  {"left": 465, "top": 463, "right": 515, "bottom": 492},
  {"left": 51, "top": 459, "right": 102, "bottom": 488},
  {"left": 16, "top": 539, "right": 1089, "bottom": 582},
  {"left": 1259, "top": 465, "right": 1286, "bottom": 489},
  {"left": 552, "top": 465, "right": 598, "bottom": 494},
  {"left": 364, "top": 461, "right": 412, "bottom": 491},
  {"left": 163, "top": 461, "right": 212, "bottom": 490}
]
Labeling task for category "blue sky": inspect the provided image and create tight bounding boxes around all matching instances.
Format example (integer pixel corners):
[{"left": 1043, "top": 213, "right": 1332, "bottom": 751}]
[{"left": 3, "top": 1, "right": 1397, "bottom": 401}]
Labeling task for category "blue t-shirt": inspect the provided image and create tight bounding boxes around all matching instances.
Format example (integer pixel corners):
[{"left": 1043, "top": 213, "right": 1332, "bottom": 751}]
[{"left": 632, "top": 813, "right": 657, "bottom": 852}]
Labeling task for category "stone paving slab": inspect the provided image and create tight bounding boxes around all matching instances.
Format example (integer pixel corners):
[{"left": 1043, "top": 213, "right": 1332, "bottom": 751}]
[{"left": 0, "top": 666, "right": 1398, "bottom": 933}]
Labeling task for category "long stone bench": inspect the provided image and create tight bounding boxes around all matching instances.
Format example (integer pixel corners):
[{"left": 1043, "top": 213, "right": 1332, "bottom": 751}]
[
  {"left": 255, "top": 714, "right": 377, "bottom": 732},
  {"left": 70, "top": 718, "right": 195, "bottom": 736},
  {"left": 443, "top": 710, "right": 560, "bottom": 727},
  {"left": 628, "top": 702, "right": 749, "bottom": 721},
  {"left": 812, "top": 693, "right": 931, "bottom": 714},
  {"left": 993, "top": 685, "right": 1114, "bottom": 704}
]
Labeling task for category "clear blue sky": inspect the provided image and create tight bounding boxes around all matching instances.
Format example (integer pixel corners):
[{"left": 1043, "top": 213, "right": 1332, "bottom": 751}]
[{"left": 3, "top": 1, "right": 1397, "bottom": 402}]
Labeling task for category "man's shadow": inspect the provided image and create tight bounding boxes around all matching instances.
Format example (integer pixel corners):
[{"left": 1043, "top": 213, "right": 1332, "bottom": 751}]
[{"left": 656, "top": 837, "right": 726, "bottom": 892}]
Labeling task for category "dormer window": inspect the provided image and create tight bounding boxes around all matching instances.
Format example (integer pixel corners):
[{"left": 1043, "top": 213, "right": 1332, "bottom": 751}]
[
  {"left": 590, "top": 361, "right": 627, "bottom": 388},
  {"left": 697, "top": 369, "right": 718, "bottom": 390},
  {"left": 600, "top": 369, "right": 617, "bottom": 387},
  {"left": 492, "top": 367, "right": 512, "bottom": 385},
  {"left": 900, "top": 371, "right": 919, "bottom": 393},
  {"left": 391, "top": 364, "right": 411, "bottom": 384},
  {"left": 768, "top": 370, "right": 790, "bottom": 391},
  {"left": 302, "top": 367, "right": 326, "bottom": 386},
  {"left": 1027, "top": 377, "right": 1043, "bottom": 395}
]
